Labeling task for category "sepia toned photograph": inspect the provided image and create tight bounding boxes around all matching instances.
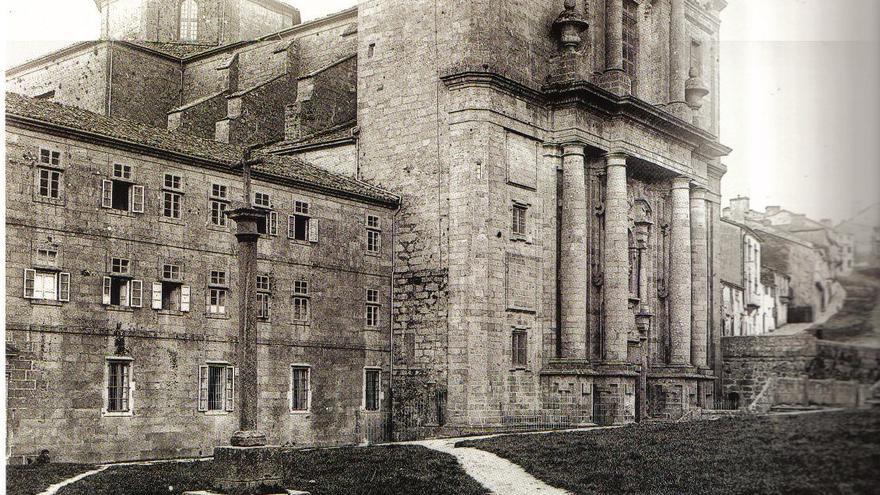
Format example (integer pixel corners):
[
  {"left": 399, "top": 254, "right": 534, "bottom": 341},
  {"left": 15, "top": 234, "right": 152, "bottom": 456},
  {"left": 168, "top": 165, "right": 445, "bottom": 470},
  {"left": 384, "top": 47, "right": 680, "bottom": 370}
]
[{"left": 1, "top": 0, "right": 878, "bottom": 493}]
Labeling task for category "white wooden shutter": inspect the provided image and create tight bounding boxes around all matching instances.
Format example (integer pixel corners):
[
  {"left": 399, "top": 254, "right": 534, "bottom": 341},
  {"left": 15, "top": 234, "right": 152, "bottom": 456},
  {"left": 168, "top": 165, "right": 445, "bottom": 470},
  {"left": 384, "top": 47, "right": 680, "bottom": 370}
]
[
  {"left": 180, "top": 285, "right": 191, "bottom": 312},
  {"left": 58, "top": 272, "right": 71, "bottom": 302},
  {"left": 269, "top": 211, "right": 278, "bottom": 236},
  {"left": 130, "top": 280, "right": 143, "bottom": 308},
  {"left": 225, "top": 366, "right": 235, "bottom": 412},
  {"left": 198, "top": 365, "right": 208, "bottom": 411},
  {"left": 151, "top": 282, "right": 163, "bottom": 309},
  {"left": 23, "top": 269, "right": 35, "bottom": 298},
  {"left": 101, "top": 180, "right": 113, "bottom": 208},
  {"left": 308, "top": 218, "right": 318, "bottom": 243},
  {"left": 287, "top": 215, "right": 295, "bottom": 239},
  {"left": 102, "top": 276, "right": 112, "bottom": 305},
  {"left": 131, "top": 185, "right": 145, "bottom": 213}
]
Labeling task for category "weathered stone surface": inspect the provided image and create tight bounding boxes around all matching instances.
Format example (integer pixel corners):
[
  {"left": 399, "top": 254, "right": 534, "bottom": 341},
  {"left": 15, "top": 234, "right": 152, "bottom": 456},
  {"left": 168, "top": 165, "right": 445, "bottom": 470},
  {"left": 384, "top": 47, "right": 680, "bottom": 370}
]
[{"left": 213, "top": 445, "right": 283, "bottom": 495}]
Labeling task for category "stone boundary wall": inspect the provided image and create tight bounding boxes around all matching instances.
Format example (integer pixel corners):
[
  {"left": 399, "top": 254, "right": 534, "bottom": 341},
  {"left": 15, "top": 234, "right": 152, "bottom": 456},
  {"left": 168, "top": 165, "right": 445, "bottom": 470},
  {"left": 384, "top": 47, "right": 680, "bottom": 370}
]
[{"left": 722, "top": 334, "right": 880, "bottom": 408}]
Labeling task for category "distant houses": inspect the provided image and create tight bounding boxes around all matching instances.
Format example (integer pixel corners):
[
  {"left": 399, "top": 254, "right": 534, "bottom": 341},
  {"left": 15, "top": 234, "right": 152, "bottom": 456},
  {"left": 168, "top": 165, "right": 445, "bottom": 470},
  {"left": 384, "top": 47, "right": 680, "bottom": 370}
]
[{"left": 719, "top": 197, "right": 860, "bottom": 335}]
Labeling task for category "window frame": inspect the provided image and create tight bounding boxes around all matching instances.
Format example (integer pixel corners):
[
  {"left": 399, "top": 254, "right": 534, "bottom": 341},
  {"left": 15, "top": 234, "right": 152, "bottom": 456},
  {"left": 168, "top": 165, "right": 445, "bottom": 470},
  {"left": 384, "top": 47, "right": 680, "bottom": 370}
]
[
  {"left": 179, "top": 0, "right": 199, "bottom": 42},
  {"left": 365, "top": 288, "right": 380, "bottom": 328},
  {"left": 39, "top": 147, "right": 62, "bottom": 167},
  {"left": 198, "top": 362, "right": 235, "bottom": 414},
  {"left": 24, "top": 268, "right": 70, "bottom": 303},
  {"left": 292, "top": 280, "right": 310, "bottom": 323},
  {"left": 102, "top": 356, "right": 134, "bottom": 417},
  {"left": 511, "top": 328, "right": 528, "bottom": 369},
  {"left": 209, "top": 184, "right": 229, "bottom": 229},
  {"left": 363, "top": 367, "right": 382, "bottom": 412},
  {"left": 37, "top": 167, "right": 62, "bottom": 200},
  {"left": 289, "top": 364, "right": 311, "bottom": 413},
  {"left": 257, "top": 275, "right": 272, "bottom": 321}
]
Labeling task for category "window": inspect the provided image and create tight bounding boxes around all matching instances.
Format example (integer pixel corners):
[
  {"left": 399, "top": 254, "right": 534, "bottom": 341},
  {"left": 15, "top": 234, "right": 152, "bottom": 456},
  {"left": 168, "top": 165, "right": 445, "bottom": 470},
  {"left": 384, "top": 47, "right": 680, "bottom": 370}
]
[
  {"left": 622, "top": 0, "right": 639, "bottom": 79},
  {"left": 24, "top": 269, "right": 70, "bottom": 302},
  {"left": 208, "top": 270, "right": 228, "bottom": 315},
  {"left": 162, "top": 174, "right": 183, "bottom": 219},
  {"left": 365, "top": 288, "right": 380, "bottom": 328},
  {"left": 152, "top": 264, "right": 190, "bottom": 312},
  {"left": 512, "top": 205, "right": 527, "bottom": 237},
  {"left": 106, "top": 359, "right": 131, "bottom": 413},
  {"left": 102, "top": 164, "right": 144, "bottom": 213},
  {"left": 288, "top": 201, "right": 317, "bottom": 242},
  {"left": 38, "top": 168, "right": 61, "bottom": 199},
  {"left": 103, "top": 258, "right": 143, "bottom": 308},
  {"left": 257, "top": 275, "right": 271, "bottom": 320},
  {"left": 198, "top": 363, "right": 234, "bottom": 412},
  {"left": 290, "top": 365, "right": 310, "bottom": 412},
  {"left": 366, "top": 215, "right": 381, "bottom": 254},
  {"left": 39, "top": 148, "right": 61, "bottom": 166},
  {"left": 210, "top": 184, "right": 229, "bottom": 227},
  {"left": 37, "top": 249, "right": 58, "bottom": 267},
  {"left": 254, "top": 192, "right": 271, "bottom": 208},
  {"left": 253, "top": 193, "right": 277, "bottom": 236},
  {"left": 364, "top": 368, "right": 381, "bottom": 411},
  {"left": 511, "top": 329, "right": 528, "bottom": 368},
  {"left": 179, "top": 0, "right": 199, "bottom": 42},
  {"left": 292, "top": 280, "right": 309, "bottom": 322}
]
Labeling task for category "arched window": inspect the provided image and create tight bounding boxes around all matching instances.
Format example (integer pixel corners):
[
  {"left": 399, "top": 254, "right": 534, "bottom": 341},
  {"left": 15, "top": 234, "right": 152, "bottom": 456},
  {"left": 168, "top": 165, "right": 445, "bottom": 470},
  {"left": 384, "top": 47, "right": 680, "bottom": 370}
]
[{"left": 179, "top": 0, "right": 199, "bottom": 42}]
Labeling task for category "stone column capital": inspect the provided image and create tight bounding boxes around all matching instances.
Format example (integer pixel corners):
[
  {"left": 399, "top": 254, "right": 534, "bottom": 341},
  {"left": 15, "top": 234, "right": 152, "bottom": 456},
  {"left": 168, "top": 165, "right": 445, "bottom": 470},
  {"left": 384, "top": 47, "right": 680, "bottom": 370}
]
[
  {"left": 671, "top": 176, "right": 692, "bottom": 190},
  {"left": 690, "top": 184, "right": 709, "bottom": 200},
  {"left": 561, "top": 142, "right": 586, "bottom": 157},
  {"left": 604, "top": 152, "right": 627, "bottom": 168}
]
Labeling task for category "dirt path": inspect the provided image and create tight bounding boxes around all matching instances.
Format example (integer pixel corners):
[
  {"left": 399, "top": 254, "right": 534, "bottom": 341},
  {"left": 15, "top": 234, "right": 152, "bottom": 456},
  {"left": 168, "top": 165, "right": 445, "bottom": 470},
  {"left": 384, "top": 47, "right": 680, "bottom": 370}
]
[{"left": 412, "top": 437, "right": 573, "bottom": 495}]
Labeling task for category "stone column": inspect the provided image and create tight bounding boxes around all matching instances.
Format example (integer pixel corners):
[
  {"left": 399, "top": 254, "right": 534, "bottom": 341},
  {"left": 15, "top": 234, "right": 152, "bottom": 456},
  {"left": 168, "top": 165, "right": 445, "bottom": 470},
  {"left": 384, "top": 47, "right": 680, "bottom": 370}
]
[
  {"left": 603, "top": 153, "right": 629, "bottom": 363},
  {"left": 605, "top": 0, "right": 624, "bottom": 72},
  {"left": 227, "top": 206, "right": 266, "bottom": 446},
  {"left": 560, "top": 143, "right": 588, "bottom": 359},
  {"left": 690, "top": 186, "right": 709, "bottom": 369},
  {"left": 668, "top": 177, "right": 692, "bottom": 367},
  {"left": 669, "top": 0, "right": 687, "bottom": 104}
]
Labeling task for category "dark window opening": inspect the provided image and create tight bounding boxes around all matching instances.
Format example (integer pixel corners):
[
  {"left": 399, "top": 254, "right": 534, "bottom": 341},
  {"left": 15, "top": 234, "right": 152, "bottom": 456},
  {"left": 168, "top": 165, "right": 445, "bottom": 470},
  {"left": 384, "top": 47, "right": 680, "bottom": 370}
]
[
  {"left": 293, "top": 214, "right": 309, "bottom": 241},
  {"left": 112, "top": 180, "right": 132, "bottom": 211},
  {"left": 162, "top": 281, "right": 182, "bottom": 311},
  {"left": 110, "top": 277, "right": 128, "bottom": 306}
]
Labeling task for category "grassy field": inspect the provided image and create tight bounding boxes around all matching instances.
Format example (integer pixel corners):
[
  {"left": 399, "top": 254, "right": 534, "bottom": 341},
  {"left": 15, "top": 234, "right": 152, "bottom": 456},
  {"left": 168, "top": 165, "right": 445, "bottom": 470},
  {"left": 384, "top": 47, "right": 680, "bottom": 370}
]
[
  {"left": 6, "top": 463, "right": 96, "bottom": 495},
  {"left": 457, "top": 409, "right": 880, "bottom": 495},
  {"left": 16, "top": 444, "right": 488, "bottom": 495}
]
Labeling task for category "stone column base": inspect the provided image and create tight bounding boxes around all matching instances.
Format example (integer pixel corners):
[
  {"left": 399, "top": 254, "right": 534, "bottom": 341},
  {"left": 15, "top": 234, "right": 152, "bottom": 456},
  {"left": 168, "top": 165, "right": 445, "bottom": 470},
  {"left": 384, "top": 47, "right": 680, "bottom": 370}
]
[
  {"left": 598, "top": 69, "right": 632, "bottom": 96},
  {"left": 664, "top": 101, "right": 693, "bottom": 122},
  {"left": 213, "top": 445, "right": 284, "bottom": 495}
]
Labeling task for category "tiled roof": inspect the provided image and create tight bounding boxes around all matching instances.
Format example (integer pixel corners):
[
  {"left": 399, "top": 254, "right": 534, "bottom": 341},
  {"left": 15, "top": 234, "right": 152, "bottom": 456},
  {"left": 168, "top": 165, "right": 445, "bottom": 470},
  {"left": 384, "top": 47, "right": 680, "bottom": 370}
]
[
  {"left": 6, "top": 93, "right": 398, "bottom": 206},
  {"left": 261, "top": 120, "right": 357, "bottom": 154}
]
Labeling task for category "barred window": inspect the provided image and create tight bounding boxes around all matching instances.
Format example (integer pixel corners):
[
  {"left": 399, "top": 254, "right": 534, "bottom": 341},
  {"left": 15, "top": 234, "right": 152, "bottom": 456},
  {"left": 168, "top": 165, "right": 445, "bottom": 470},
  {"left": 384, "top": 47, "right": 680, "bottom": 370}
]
[
  {"left": 106, "top": 360, "right": 131, "bottom": 413},
  {"left": 179, "top": 0, "right": 199, "bottom": 42},
  {"left": 364, "top": 368, "right": 380, "bottom": 411},
  {"left": 199, "top": 364, "right": 234, "bottom": 412},
  {"left": 511, "top": 330, "right": 528, "bottom": 367},
  {"left": 622, "top": 0, "right": 639, "bottom": 79},
  {"left": 290, "top": 366, "right": 310, "bottom": 412},
  {"left": 512, "top": 204, "right": 527, "bottom": 236}
]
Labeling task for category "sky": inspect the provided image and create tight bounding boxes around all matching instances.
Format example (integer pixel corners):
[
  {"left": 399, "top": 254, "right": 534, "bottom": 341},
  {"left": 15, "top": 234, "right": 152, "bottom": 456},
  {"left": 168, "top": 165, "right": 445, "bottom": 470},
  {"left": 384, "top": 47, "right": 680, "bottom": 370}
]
[{"left": 4, "top": 0, "right": 879, "bottom": 223}]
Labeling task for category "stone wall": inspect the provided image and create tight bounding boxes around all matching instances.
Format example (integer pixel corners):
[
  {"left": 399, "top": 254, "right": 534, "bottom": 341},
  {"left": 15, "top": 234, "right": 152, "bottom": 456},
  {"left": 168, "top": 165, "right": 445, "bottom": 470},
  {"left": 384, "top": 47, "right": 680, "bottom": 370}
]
[
  {"left": 108, "top": 44, "right": 183, "bottom": 128},
  {"left": 287, "top": 55, "right": 357, "bottom": 141},
  {"left": 721, "top": 334, "right": 880, "bottom": 409},
  {"left": 5, "top": 123, "right": 394, "bottom": 463}
]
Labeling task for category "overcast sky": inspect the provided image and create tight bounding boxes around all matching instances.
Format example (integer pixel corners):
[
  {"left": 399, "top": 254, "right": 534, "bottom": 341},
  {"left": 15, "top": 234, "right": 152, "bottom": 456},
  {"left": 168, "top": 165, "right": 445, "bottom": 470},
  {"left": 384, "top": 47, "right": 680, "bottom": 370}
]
[{"left": 4, "top": 0, "right": 879, "bottom": 222}]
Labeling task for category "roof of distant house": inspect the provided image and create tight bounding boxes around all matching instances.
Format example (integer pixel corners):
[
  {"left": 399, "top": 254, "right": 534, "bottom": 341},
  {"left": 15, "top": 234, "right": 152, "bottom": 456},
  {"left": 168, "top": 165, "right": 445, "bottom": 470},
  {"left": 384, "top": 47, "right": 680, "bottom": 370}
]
[{"left": 5, "top": 92, "right": 398, "bottom": 206}]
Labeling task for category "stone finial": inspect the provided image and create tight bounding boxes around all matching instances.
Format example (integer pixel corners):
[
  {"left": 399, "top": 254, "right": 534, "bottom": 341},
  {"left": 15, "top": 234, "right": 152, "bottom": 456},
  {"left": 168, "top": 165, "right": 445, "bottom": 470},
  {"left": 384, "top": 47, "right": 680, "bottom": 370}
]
[
  {"left": 685, "top": 66, "right": 709, "bottom": 110},
  {"left": 552, "top": 0, "right": 589, "bottom": 53}
]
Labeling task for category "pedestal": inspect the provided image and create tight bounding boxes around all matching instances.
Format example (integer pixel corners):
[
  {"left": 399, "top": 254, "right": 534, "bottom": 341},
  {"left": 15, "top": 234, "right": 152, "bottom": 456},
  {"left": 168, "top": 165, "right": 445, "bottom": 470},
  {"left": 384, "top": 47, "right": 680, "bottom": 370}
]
[{"left": 213, "top": 445, "right": 284, "bottom": 495}]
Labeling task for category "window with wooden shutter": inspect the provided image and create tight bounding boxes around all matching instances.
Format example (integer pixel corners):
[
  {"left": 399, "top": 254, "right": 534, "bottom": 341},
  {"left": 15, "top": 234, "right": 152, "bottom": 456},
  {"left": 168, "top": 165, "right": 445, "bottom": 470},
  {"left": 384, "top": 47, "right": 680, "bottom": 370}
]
[
  {"left": 198, "top": 365, "right": 208, "bottom": 411},
  {"left": 225, "top": 366, "right": 235, "bottom": 412},
  {"left": 152, "top": 282, "right": 163, "bottom": 309},
  {"left": 131, "top": 185, "right": 145, "bottom": 213},
  {"left": 308, "top": 218, "right": 319, "bottom": 243},
  {"left": 130, "top": 280, "right": 143, "bottom": 307},
  {"left": 58, "top": 272, "right": 70, "bottom": 302},
  {"left": 287, "top": 215, "right": 296, "bottom": 239},
  {"left": 102, "top": 276, "right": 112, "bottom": 305},
  {"left": 101, "top": 180, "right": 113, "bottom": 208},
  {"left": 269, "top": 211, "right": 278, "bottom": 236},
  {"left": 180, "top": 285, "right": 191, "bottom": 312},
  {"left": 23, "top": 269, "right": 35, "bottom": 298}
]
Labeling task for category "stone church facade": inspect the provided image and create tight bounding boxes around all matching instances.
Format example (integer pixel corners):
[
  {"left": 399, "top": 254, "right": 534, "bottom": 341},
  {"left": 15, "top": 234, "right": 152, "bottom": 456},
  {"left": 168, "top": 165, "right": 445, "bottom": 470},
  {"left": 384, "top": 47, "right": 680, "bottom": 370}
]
[{"left": 6, "top": 0, "right": 730, "bottom": 462}]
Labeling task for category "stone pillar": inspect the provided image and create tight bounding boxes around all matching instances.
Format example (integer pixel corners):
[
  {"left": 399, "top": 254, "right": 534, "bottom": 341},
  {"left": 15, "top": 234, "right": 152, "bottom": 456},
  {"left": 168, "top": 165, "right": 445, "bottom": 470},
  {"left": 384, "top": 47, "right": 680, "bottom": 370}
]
[
  {"left": 605, "top": 0, "right": 624, "bottom": 72},
  {"left": 669, "top": 0, "right": 687, "bottom": 104},
  {"left": 668, "top": 177, "right": 692, "bottom": 367},
  {"left": 560, "top": 143, "right": 588, "bottom": 359},
  {"left": 690, "top": 186, "right": 709, "bottom": 369},
  {"left": 602, "top": 153, "right": 629, "bottom": 363},
  {"left": 227, "top": 207, "right": 266, "bottom": 446}
]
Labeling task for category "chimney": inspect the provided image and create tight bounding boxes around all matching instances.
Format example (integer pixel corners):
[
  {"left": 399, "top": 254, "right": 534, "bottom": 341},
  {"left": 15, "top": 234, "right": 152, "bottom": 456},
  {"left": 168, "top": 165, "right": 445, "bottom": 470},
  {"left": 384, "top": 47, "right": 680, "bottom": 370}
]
[
  {"left": 728, "top": 196, "right": 749, "bottom": 222},
  {"left": 765, "top": 205, "right": 781, "bottom": 216}
]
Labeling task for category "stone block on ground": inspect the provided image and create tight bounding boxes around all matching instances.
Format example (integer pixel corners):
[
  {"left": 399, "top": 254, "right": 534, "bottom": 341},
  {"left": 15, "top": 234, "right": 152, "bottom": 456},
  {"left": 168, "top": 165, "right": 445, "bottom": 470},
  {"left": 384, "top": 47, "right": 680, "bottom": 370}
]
[{"left": 213, "top": 445, "right": 285, "bottom": 495}]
